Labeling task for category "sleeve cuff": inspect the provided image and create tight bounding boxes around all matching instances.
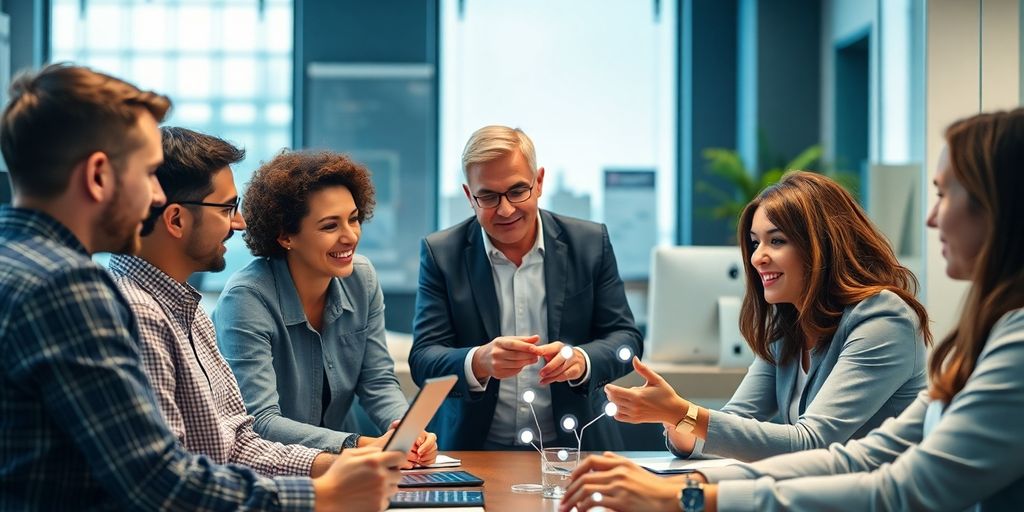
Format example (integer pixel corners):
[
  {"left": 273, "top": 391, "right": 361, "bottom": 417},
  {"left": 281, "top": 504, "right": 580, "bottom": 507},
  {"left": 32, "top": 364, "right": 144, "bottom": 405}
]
[
  {"left": 691, "top": 436, "right": 706, "bottom": 458},
  {"left": 568, "top": 346, "right": 592, "bottom": 387},
  {"left": 273, "top": 476, "right": 317, "bottom": 512},
  {"left": 699, "top": 464, "right": 757, "bottom": 483},
  {"left": 286, "top": 445, "right": 323, "bottom": 477},
  {"left": 665, "top": 431, "right": 705, "bottom": 459},
  {"left": 464, "top": 346, "right": 488, "bottom": 392},
  {"left": 715, "top": 479, "right": 760, "bottom": 512}
]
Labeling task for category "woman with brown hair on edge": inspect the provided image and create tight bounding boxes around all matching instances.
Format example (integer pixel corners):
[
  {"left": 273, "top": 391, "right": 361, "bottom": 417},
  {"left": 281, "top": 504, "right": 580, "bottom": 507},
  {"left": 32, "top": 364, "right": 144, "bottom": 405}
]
[{"left": 563, "top": 108, "right": 1024, "bottom": 512}]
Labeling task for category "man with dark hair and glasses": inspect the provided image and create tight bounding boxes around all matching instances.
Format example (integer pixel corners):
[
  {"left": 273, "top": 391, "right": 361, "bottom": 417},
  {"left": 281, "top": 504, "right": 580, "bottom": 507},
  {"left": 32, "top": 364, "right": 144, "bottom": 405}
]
[
  {"left": 108, "top": 127, "right": 401, "bottom": 495},
  {"left": 0, "top": 65, "right": 401, "bottom": 511},
  {"left": 410, "top": 125, "right": 643, "bottom": 451}
]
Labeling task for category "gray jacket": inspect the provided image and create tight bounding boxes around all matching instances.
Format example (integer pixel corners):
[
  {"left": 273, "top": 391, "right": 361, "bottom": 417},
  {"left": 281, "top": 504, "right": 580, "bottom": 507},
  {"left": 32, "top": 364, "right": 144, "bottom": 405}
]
[
  {"left": 704, "top": 308, "right": 1024, "bottom": 511},
  {"left": 675, "top": 290, "right": 927, "bottom": 461},
  {"left": 213, "top": 255, "right": 407, "bottom": 452}
]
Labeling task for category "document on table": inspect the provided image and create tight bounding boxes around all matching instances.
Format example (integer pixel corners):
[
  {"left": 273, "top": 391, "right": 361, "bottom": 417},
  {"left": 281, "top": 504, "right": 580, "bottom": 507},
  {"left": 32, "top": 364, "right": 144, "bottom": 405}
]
[
  {"left": 386, "top": 508, "right": 484, "bottom": 512},
  {"left": 416, "top": 454, "right": 461, "bottom": 469},
  {"left": 629, "top": 456, "right": 740, "bottom": 475}
]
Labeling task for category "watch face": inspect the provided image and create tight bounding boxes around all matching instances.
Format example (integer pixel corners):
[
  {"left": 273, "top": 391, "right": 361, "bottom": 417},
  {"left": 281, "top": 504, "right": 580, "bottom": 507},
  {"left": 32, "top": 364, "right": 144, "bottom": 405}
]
[{"left": 682, "top": 487, "right": 704, "bottom": 511}]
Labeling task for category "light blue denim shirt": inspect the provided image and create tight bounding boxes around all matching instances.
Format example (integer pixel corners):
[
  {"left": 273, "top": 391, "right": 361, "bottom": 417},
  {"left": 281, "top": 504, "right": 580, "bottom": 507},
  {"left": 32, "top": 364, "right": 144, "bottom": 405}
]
[{"left": 213, "top": 255, "right": 408, "bottom": 452}]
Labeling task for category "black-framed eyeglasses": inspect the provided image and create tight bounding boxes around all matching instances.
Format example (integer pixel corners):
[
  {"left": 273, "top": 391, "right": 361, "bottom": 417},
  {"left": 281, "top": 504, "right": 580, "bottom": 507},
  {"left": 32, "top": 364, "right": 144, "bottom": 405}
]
[
  {"left": 472, "top": 183, "right": 535, "bottom": 209},
  {"left": 174, "top": 199, "right": 240, "bottom": 218}
]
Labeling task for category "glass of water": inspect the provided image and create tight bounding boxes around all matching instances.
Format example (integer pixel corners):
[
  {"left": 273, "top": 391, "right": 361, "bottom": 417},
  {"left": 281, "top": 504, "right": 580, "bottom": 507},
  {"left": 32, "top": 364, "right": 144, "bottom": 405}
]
[{"left": 540, "top": 447, "right": 580, "bottom": 499}]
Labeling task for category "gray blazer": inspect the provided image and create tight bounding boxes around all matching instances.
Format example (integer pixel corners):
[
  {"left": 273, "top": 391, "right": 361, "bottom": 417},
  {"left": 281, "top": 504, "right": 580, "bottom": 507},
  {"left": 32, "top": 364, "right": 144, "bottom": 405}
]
[
  {"left": 213, "top": 255, "right": 408, "bottom": 452},
  {"left": 675, "top": 290, "right": 927, "bottom": 462},
  {"left": 704, "top": 309, "right": 1024, "bottom": 512}
]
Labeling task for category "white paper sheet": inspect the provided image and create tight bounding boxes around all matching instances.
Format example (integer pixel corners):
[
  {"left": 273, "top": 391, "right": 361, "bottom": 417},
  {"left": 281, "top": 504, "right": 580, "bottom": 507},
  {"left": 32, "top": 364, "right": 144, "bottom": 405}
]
[
  {"left": 629, "top": 456, "right": 740, "bottom": 474},
  {"left": 416, "top": 454, "right": 462, "bottom": 469}
]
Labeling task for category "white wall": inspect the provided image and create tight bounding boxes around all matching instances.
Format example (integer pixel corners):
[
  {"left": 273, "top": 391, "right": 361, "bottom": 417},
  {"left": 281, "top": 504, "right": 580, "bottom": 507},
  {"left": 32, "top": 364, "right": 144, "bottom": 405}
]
[
  {"left": 924, "top": 0, "right": 1020, "bottom": 339},
  {"left": 820, "top": 0, "right": 1020, "bottom": 339}
]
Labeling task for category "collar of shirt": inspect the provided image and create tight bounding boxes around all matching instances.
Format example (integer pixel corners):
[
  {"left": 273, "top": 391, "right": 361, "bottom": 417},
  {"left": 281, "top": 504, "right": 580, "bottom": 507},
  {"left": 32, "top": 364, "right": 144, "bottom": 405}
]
[
  {"left": 479, "top": 211, "right": 545, "bottom": 264},
  {"left": 0, "top": 206, "right": 88, "bottom": 255},
  {"left": 268, "top": 256, "right": 355, "bottom": 327},
  {"left": 108, "top": 254, "right": 202, "bottom": 332}
]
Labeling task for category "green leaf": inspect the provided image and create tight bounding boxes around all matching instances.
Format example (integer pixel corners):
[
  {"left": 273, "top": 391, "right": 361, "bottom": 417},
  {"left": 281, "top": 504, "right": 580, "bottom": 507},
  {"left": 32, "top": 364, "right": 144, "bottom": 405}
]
[
  {"left": 785, "top": 145, "right": 823, "bottom": 171},
  {"left": 702, "top": 148, "right": 752, "bottom": 189},
  {"left": 695, "top": 181, "right": 736, "bottom": 204},
  {"left": 759, "top": 169, "right": 785, "bottom": 189}
]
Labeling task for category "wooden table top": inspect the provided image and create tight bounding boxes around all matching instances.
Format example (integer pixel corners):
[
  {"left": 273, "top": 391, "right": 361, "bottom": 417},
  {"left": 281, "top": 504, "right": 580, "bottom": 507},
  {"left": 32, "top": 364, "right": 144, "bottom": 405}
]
[
  {"left": 407, "top": 451, "right": 563, "bottom": 511},
  {"left": 397, "top": 451, "right": 671, "bottom": 511}
]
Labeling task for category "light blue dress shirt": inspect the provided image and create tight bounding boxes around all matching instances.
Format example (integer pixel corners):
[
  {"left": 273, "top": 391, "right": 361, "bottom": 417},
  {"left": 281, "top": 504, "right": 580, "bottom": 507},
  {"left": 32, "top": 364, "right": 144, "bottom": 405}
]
[{"left": 462, "top": 214, "right": 591, "bottom": 445}]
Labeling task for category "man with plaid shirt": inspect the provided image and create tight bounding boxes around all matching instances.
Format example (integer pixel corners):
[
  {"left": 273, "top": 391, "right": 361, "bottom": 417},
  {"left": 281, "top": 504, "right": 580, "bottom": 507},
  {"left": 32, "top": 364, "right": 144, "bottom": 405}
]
[
  {"left": 0, "top": 64, "right": 401, "bottom": 511},
  {"left": 109, "top": 126, "right": 342, "bottom": 477}
]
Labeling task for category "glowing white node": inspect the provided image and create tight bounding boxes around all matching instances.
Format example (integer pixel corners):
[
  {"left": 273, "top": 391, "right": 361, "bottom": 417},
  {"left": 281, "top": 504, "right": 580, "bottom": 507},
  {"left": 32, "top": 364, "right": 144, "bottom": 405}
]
[
  {"left": 519, "top": 429, "right": 534, "bottom": 444},
  {"left": 592, "top": 492, "right": 604, "bottom": 503},
  {"left": 522, "top": 390, "right": 536, "bottom": 404},
  {"left": 560, "top": 346, "right": 574, "bottom": 360},
  {"left": 557, "top": 449, "right": 569, "bottom": 461},
  {"left": 561, "top": 416, "right": 577, "bottom": 431},
  {"left": 604, "top": 402, "right": 619, "bottom": 417},
  {"left": 617, "top": 346, "right": 633, "bottom": 361}
]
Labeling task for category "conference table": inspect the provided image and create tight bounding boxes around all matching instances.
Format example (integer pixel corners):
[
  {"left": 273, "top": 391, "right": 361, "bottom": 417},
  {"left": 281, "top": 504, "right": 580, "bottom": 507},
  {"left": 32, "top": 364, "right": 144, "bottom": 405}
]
[{"left": 395, "top": 451, "right": 672, "bottom": 511}]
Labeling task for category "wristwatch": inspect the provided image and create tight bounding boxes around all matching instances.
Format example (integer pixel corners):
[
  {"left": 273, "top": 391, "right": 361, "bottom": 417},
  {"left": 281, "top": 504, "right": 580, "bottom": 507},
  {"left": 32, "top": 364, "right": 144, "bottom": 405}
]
[
  {"left": 674, "top": 402, "right": 700, "bottom": 434},
  {"left": 679, "top": 477, "right": 705, "bottom": 512},
  {"left": 341, "top": 433, "right": 361, "bottom": 450}
]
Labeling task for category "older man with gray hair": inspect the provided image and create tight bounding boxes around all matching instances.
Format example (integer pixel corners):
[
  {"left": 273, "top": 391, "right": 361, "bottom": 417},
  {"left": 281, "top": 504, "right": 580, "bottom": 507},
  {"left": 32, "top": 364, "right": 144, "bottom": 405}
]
[{"left": 410, "top": 125, "right": 643, "bottom": 450}]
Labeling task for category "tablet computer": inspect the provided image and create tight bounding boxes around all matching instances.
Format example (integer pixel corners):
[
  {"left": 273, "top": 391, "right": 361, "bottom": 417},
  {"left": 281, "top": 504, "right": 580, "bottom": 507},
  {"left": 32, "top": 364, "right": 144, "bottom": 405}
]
[
  {"left": 383, "top": 374, "right": 457, "bottom": 456},
  {"left": 388, "top": 490, "right": 484, "bottom": 508},
  {"left": 399, "top": 470, "right": 484, "bottom": 488}
]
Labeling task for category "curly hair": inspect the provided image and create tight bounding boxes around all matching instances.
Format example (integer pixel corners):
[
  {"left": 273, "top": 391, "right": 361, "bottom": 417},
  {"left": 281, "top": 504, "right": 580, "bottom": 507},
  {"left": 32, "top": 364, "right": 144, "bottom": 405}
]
[
  {"left": 736, "top": 171, "right": 931, "bottom": 366},
  {"left": 242, "top": 150, "right": 376, "bottom": 258}
]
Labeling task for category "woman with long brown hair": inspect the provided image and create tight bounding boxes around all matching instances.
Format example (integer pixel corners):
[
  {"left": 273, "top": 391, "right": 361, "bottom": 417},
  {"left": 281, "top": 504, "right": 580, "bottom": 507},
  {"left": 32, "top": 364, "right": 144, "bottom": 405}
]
[
  {"left": 561, "top": 108, "right": 1024, "bottom": 512},
  {"left": 604, "top": 170, "right": 931, "bottom": 462}
]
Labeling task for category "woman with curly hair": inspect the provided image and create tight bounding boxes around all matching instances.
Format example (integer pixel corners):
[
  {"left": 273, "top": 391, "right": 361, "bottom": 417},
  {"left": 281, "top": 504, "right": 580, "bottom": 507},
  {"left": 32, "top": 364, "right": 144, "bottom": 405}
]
[
  {"left": 604, "top": 170, "right": 931, "bottom": 463},
  {"left": 213, "top": 150, "right": 437, "bottom": 467}
]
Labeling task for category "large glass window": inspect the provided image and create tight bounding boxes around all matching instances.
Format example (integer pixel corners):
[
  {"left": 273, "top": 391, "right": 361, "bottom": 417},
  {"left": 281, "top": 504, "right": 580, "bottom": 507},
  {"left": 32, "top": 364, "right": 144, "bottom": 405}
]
[
  {"left": 50, "top": 0, "right": 293, "bottom": 291},
  {"left": 439, "top": 0, "right": 677, "bottom": 280}
]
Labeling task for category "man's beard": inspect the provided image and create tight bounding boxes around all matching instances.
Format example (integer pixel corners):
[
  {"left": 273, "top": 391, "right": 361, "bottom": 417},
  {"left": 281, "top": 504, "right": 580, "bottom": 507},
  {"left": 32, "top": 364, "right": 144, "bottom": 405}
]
[
  {"left": 185, "top": 220, "right": 231, "bottom": 273},
  {"left": 98, "top": 181, "right": 143, "bottom": 255}
]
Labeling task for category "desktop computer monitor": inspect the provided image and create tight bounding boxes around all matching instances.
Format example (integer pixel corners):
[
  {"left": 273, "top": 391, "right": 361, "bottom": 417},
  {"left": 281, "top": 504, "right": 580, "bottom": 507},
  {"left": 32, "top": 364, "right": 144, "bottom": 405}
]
[{"left": 646, "top": 246, "right": 748, "bottom": 364}]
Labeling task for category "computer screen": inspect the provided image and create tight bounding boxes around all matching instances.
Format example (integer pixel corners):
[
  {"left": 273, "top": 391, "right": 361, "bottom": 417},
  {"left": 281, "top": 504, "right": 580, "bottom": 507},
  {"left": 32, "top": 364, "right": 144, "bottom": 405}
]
[{"left": 645, "top": 246, "right": 747, "bottom": 364}]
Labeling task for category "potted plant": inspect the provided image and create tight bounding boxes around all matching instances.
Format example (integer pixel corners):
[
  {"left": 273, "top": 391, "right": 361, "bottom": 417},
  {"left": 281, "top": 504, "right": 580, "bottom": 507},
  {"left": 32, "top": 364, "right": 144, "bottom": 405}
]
[{"left": 697, "top": 143, "right": 858, "bottom": 233}]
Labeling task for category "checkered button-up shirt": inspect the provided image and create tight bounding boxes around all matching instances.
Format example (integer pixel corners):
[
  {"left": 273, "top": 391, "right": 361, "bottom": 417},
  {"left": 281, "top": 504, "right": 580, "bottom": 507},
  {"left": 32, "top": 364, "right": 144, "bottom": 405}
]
[
  {"left": 0, "top": 206, "right": 314, "bottom": 511},
  {"left": 109, "top": 254, "right": 321, "bottom": 477}
]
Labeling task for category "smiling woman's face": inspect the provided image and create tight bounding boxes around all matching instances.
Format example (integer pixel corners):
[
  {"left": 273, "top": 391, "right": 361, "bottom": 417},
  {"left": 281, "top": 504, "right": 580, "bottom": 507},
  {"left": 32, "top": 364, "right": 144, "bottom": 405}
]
[
  {"left": 748, "top": 206, "right": 805, "bottom": 305},
  {"left": 279, "top": 185, "right": 361, "bottom": 280}
]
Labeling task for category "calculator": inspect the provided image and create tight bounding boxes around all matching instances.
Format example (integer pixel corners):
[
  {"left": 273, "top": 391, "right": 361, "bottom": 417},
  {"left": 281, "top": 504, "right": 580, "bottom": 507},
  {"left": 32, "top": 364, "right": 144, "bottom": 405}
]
[
  {"left": 399, "top": 470, "right": 485, "bottom": 488},
  {"left": 388, "top": 490, "right": 485, "bottom": 508}
]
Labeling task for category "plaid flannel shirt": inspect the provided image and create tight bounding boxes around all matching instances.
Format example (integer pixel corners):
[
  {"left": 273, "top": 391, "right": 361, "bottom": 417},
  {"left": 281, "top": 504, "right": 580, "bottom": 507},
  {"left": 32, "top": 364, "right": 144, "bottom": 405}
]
[
  {"left": 109, "top": 254, "right": 322, "bottom": 477},
  {"left": 0, "top": 206, "right": 314, "bottom": 511}
]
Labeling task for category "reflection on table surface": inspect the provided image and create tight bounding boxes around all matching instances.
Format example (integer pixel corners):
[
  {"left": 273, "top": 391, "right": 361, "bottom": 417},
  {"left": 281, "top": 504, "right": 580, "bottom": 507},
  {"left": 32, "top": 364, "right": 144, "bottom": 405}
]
[{"left": 388, "top": 450, "right": 676, "bottom": 511}]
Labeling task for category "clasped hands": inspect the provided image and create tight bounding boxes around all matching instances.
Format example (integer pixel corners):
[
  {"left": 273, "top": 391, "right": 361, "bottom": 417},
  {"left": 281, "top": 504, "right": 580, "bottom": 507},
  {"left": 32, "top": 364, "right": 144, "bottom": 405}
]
[{"left": 471, "top": 335, "right": 586, "bottom": 385}]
